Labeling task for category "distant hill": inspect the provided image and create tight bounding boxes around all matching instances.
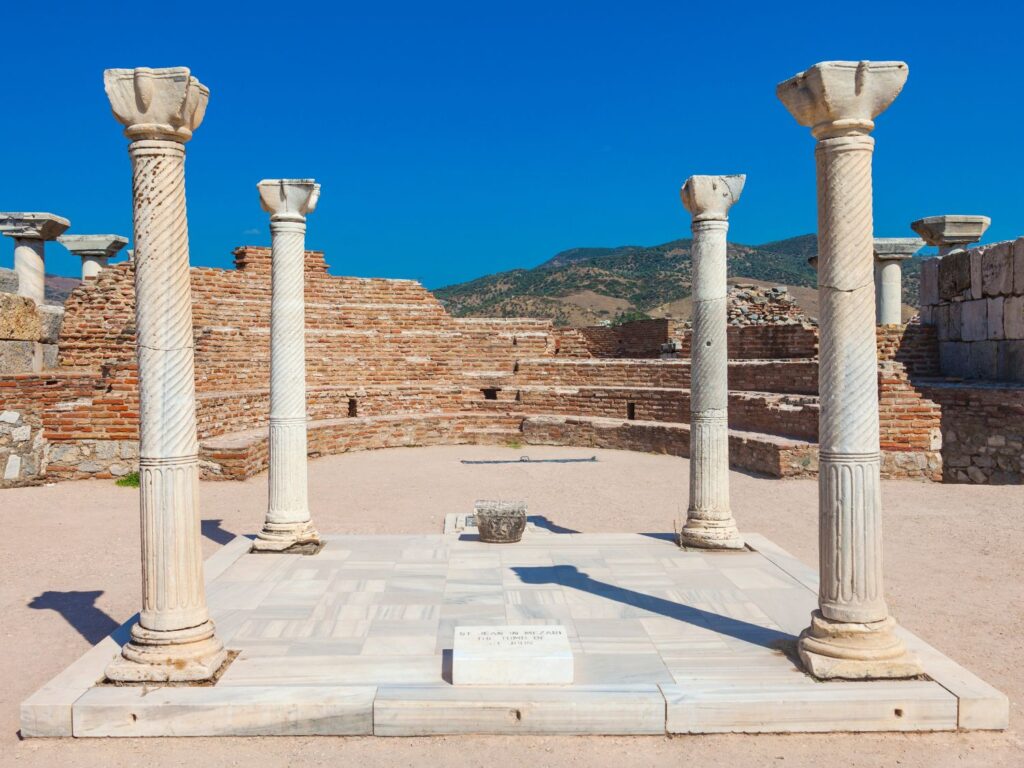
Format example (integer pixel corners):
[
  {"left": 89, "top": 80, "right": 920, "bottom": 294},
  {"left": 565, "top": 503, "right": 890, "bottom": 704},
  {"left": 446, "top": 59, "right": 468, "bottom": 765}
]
[
  {"left": 45, "top": 274, "right": 81, "bottom": 304},
  {"left": 434, "top": 234, "right": 923, "bottom": 326}
]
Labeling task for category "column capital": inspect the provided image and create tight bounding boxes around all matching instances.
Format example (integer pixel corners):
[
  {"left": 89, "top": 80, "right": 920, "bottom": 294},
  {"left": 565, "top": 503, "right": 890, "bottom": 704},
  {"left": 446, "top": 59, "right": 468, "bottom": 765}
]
[
  {"left": 104, "top": 67, "right": 209, "bottom": 142},
  {"left": 680, "top": 175, "right": 745, "bottom": 222},
  {"left": 258, "top": 179, "right": 321, "bottom": 222},
  {"left": 0, "top": 212, "right": 70, "bottom": 241},
  {"left": 777, "top": 61, "right": 908, "bottom": 139},
  {"left": 910, "top": 215, "right": 990, "bottom": 251},
  {"left": 873, "top": 237, "right": 922, "bottom": 262},
  {"left": 58, "top": 234, "right": 129, "bottom": 259}
]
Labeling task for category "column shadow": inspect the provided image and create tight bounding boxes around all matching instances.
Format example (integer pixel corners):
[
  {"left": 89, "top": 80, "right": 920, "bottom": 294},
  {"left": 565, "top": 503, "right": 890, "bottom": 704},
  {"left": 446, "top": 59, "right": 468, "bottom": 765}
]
[
  {"left": 512, "top": 564, "right": 794, "bottom": 651},
  {"left": 201, "top": 518, "right": 238, "bottom": 545},
  {"left": 28, "top": 590, "right": 120, "bottom": 645},
  {"left": 526, "top": 516, "right": 579, "bottom": 534}
]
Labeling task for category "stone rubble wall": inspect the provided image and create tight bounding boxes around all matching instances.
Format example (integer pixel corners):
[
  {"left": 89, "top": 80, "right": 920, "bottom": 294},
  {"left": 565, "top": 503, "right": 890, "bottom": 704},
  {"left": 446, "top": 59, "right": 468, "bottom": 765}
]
[{"left": 919, "top": 238, "right": 1024, "bottom": 382}]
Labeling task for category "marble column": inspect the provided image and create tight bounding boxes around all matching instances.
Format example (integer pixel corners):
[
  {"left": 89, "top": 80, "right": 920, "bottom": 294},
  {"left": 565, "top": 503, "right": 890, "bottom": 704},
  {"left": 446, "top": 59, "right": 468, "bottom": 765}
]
[
  {"left": 252, "top": 179, "right": 322, "bottom": 554},
  {"left": 777, "top": 61, "right": 922, "bottom": 679},
  {"left": 873, "top": 238, "right": 922, "bottom": 325},
  {"left": 0, "top": 213, "right": 70, "bottom": 304},
  {"left": 911, "top": 215, "right": 990, "bottom": 257},
  {"left": 58, "top": 234, "right": 129, "bottom": 280},
  {"left": 679, "top": 175, "right": 745, "bottom": 550},
  {"left": 103, "top": 67, "right": 226, "bottom": 681}
]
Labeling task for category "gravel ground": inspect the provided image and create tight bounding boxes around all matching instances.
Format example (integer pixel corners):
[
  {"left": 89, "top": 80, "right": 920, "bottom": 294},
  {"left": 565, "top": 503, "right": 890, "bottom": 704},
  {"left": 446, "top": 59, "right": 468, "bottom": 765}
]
[{"left": 2, "top": 444, "right": 1021, "bottom": 767}]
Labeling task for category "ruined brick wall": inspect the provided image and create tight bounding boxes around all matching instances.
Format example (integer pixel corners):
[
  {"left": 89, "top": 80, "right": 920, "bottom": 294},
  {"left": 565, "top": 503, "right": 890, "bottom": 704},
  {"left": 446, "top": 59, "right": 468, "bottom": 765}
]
[{"left": 918, "top": 238, "right": 1024, "bottom": 382}]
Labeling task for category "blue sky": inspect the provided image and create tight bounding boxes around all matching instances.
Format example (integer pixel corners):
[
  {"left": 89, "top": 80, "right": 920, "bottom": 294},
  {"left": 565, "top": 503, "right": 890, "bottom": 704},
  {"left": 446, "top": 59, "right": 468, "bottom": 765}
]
[{"left": 1, "top": 1, "right": 1019, "bottom": 288}]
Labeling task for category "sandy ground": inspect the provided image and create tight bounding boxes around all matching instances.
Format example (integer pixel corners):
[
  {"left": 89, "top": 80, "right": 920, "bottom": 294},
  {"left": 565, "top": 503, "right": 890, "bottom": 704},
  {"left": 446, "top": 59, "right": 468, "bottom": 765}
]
[{"left": 2, "top": 444, "right": 1021, "bottom": 767}]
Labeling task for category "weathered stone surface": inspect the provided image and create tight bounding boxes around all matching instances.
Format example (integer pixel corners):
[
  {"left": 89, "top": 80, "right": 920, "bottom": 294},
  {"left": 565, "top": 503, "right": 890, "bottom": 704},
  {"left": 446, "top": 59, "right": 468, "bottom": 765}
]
[
  {"left": 0, "top": 293, "right": 42, "bottom": 341},
  {"left": 970, "top": 250, "right": 984, "bottom": 300},
  {"left": 1004, "top": 295, "right": 1024, "bottom": 340},
  {"left": 939, "top": 341, "right": 970, "bottom": 378},
  {"left": 997, "top": 340, "right": 1024, "bottom": 382},
  {"left": 1014, "top": 238, "right": 1024, "bottom": 294},
  {"left": 919, "top": 258, "right": 939, "bottom": 307},
  {"left": 40, "top": 343, "right": 58, "bottom": 369},
  {"left": 0, "top": 268, "right": 16, "bottom": 293},
  {"left": 987, "top": 298, "right": 1004, "bottom": 340},
  {"left": 967, "top": 341, "right": 998, "bottom": 380},
  {"left": 949, "top": 301, "right": 963, "bottom": 340},
  {"left": 980, "top": 242, "right": 1014, "bottom": 297},
  {"left": 37, "top": 305, "right": 64, "bottom": 344},
  {"left": 961, "top": 300, "right": 988, "bottom": 342},
  {"left": 938, "top": 251, "right": 971, "bottom": 300},
  {"left": 0, "top": 340, "right": 37, "bottom": 373}
]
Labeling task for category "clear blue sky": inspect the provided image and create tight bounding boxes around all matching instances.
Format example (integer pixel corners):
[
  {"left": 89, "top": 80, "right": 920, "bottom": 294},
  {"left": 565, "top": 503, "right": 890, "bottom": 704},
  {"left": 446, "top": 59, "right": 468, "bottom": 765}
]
[{"left": 1, "top": 1, "right": 1019, "bottom": 289}]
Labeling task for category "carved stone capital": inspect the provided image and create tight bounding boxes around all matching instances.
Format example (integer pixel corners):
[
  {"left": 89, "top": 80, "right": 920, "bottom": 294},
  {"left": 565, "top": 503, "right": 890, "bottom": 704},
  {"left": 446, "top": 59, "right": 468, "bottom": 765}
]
[
  {"left": 58, "top": 234, "right": 129, "bottom": 258},
  {"left": 0, "top": 212, "right": 70, "bottom": 241},
  {"left": 258, "top": 179, "right": 321, "bottom": 222},
  {"left": 910, "top": 215, "right": 990, "bottom": 251},
  {"left": 680, "top": 175, "right": 745, "bottom": 222},
  {"left": 777, "top": 61, "right": 908, "bottom": 139},
  {"left": 873, "top": 237, "right": 922, "bottom": 262},
  {"left": 104, "top": 67, "right": 209, "bottom": 142}
]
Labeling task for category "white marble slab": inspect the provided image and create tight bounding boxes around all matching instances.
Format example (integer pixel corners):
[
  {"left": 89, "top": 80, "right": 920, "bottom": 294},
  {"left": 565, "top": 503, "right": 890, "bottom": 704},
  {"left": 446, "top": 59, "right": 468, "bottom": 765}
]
[
  {"left": 662, "top": 680, "right": 957, "bottom": 733},
  {"left": 453, "top": 625, "right": 573, "bottom": 685},
  {"left": 374, "top": 684, "right": 665, "bottom": 735},
  {"left": 73, "top": 685, "right": 375, "bottom": 736}
]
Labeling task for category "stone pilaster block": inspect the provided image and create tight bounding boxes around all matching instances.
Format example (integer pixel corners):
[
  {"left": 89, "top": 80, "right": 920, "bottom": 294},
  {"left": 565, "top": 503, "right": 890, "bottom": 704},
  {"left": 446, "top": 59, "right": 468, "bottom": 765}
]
[
  {"left": 939, "top": 341, "right": 970, "bottom": 378},
  {"left": 997, "top": 340, "right": 1024, "bottom": 382},
  {"left": 919, "top": 258, "right": 939, "bottom": 307},
  {"left": 962, "top": 300, "right": 988, "bottom": 342},
  {"left": 938, "top": 250, "right": 972, "bottom": 299},
  {"left": 949, "top": 301, "right": 963, "bottom": 340},
  {"left": 967, "top": 340, "right": 999, "bottom": 380},
  {"left": 0, "top": 340, "right": 37, "bottom": 373},
  {"left": 37, "top": 305, "right": 64, "bottom": 344},
  {"left": 1003, "top": 295, "right": 1024, "bottom": 339},
  {"left": 987, "top": 297, "right": 1004, "bottom": 340},
  {"left": 0, "top": 268, "right": 16, "bottom": 294},
  {"left": 1014, "top": 238, "right": 1024, "bottom": 294},
  {"left": 981, "top": 242, "right": 1013, "bottom": 297}
]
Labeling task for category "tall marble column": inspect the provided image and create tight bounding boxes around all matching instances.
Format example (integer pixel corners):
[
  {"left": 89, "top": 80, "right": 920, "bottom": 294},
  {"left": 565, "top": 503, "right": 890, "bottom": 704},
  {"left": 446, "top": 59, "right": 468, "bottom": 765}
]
[
  {"left": 0, "top": 213, "right": 70, "bottom": 304},
  {"left": 679, "top": 175, "right": 745, "bottom": 550},
  {"left": 252, "top": 179, "right": 322, "bottom": 554},
  {"left": 911, "top": 215, "right": 990, "bottom": 257},
  {"left": 103, "top": 67, "right": 226, "bottom": 681},
  {"left": 777, "top": 61, "right": 921, "bottom": 679},
  {"left": 58, "top": 234, "right": 129, "bottom": 279},
  {"left": 873, "top": 238, "right": 922, "bottom": 325}
]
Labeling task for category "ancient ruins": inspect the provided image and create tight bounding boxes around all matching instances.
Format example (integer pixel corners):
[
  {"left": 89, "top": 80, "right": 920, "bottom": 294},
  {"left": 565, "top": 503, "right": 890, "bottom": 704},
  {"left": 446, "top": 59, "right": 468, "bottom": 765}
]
[{"left": 4, "top": 61, "right": 1019, "bottom": 738}]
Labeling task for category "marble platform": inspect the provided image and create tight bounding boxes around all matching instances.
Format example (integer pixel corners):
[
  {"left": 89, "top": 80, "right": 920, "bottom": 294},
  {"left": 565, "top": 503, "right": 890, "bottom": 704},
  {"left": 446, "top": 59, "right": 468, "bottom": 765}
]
[{"left": 22, "top": 524, "right": 1008, "bottom": 737}]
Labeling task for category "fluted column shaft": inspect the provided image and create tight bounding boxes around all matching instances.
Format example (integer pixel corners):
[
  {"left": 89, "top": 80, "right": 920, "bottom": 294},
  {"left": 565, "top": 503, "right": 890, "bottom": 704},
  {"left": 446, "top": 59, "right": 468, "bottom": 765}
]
[
  {"left": 684, "top": 219, "right": 740, "bottom": 546},
  {"left": 815, "top": 134, "right": 888, "bottom": 624},
  {"left": 267, "top": 217, "right": 311, "bottom": 525}
]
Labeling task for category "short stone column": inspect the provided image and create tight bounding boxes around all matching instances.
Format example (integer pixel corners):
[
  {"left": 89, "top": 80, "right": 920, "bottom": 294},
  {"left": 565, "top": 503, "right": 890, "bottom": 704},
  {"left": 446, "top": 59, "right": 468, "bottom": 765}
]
[
  {"left": 911, "top": 215, "right": 990, "bottom": 257},
  {"left": 103, "top": 66, "right": 226, "bottom": 681},
  {"left": 0, "top": 213, "right": 70, "bottom": 304},
  {"left": 777, "top": 60, "right": 921, "bottom": 679},
  {"left": 58, "top": 234, "right": 129, "bottom": 279},
  {"left": 873, "top": 238, "right": 922, "bottom": 325},
  {"left": 679, "top": 175, "right": 745, "bottom": 550},
  {"left": 252, "top": 179, "right": 322, "bottom": 554}
]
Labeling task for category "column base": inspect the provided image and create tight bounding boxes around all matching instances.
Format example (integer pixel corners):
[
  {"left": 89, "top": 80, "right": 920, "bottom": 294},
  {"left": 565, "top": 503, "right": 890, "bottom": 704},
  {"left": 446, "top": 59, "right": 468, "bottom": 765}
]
[
  {"left": 679, "top": 518, "right": 745, "bottom": 550},
  {"left": 106, "top": 619, "right": 227, "bottom": 683},
  {"left": 798, "top": 610, "right": 923, "bottom": 680},
  {"left": 251, "top": 520, "right": 322, "bottom": 554}
]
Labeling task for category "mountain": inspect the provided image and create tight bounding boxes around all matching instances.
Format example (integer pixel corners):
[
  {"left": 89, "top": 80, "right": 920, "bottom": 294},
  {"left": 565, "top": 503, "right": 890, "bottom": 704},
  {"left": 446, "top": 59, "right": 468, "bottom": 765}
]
[{"left": 434, "top": 234, "right": 923, "bottom": 326}]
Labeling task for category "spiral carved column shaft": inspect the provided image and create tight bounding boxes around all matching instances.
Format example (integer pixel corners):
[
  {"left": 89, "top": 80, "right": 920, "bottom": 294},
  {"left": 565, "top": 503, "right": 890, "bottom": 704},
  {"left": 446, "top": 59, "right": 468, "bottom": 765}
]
[
  {"left": 682, "top": 218, "right": 743, "bottom": 549},
  {"left": 13, "top": 239, "right": 46, "bottom": 305},
  {"left": 814, "top": 135, "right": 890, "bottom": 624},
  {"left": 777, "top": 59, "right": 921, "bottom": 679},
  {"left": 253, "top": 180, "right": 321, "bottom": 554},
  {"left": 104, "top": 66, "right": 224, "bottom": 682}
]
